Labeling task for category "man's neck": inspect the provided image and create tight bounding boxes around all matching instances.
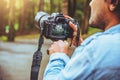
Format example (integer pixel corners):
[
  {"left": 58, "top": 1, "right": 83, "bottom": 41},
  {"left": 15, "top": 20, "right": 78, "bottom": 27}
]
[{"left": 105, "top": 16, "right": 120, "bottom": 30}]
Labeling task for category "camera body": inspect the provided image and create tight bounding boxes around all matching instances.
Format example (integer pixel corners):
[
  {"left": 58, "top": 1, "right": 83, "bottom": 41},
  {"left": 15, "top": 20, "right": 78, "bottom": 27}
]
[{"left": 35, "top": 11, "right": 78, "bottom": 41}]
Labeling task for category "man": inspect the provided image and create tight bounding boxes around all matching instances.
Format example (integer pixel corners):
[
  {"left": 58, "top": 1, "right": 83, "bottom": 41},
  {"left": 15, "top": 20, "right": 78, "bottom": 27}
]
[{"left": 43, "top": 0, "right": 120, "bottom": 80}]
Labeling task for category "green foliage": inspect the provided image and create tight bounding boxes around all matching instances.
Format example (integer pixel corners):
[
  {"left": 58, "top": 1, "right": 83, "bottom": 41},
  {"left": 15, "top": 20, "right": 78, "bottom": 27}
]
[
  {"left": 74, "top": 10, "right": 84, "bottom": 24},
  {"left": 5, "top": 25, "right": 10, "bottom": 34},
  {"left": 0, "top": 0, "right": 101, "bottom": 41},
  {"left": 14, "top": 23, "right": 19, "bottom": 31},
  {"left": 0, "top": 36, "right": 8, "bottom": 41},
  {"left": 88, "top": 27, "right": 102, "bottom": 35},
  {"left": 82, "top": 27, "right": 102, "bottom": 39},
  {"left": 74, "top": 0, "right": 86, "bottom": 23}
]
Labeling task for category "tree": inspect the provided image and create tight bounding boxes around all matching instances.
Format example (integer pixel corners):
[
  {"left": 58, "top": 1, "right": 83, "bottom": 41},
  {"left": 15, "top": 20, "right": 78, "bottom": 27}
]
[
  {"left": 68, "top": 0, "right": 76, "bottom": 17},
  {"left": 62, "top": 0, "right": 76, "bottom": 17},
  {"left": 39, "top": 0, "right": 44, "bottom": 11},
  {"left": 81, "top": 0, "right": 91, "bottom": 34},
  {"left": 0, "top": 0, "right": 92, "bottom": 40},
  {"left": 7, "top": 0, "right": 16, "bottom": 41},
  {"left": 62, "top": 0, "right": 68, "bottom": 15},
  {"left": 19, "top": 0, "right": 26, "bottom": 33},
  {"left": 0, "top": 0, "right": 7, "bottom": 36},
  {"left": 27, "top": 0, "right": 36, "bottom": 30},
  {"left": 50, "top": 0, "right": 54, "bottom": 13}
]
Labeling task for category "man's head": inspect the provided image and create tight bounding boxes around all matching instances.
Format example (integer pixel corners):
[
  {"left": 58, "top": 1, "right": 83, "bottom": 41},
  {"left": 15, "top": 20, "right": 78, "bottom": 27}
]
[{"left": 89, "top": 0, "right": 120, "bottom": 30}]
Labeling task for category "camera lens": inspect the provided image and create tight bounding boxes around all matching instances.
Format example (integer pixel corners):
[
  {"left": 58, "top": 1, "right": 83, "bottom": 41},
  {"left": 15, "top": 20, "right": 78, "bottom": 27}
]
[{"left": 35, "top": 11, "right": 50, "bottom": 29}]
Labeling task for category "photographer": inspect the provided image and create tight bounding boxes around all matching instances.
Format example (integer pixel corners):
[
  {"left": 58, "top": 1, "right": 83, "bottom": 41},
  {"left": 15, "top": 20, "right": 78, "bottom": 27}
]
[{"left": 43, "top": 0, "right": 120, "bottom": 80}]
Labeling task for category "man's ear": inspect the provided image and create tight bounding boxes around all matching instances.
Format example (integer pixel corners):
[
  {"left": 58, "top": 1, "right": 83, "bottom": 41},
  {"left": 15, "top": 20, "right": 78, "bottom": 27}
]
[{"left": 109, "top": 0, "right": 119, "bottom": 11}]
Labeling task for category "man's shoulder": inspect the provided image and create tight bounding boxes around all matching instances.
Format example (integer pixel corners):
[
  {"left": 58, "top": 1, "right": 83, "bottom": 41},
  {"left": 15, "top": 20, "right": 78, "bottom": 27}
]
[{"left": 97, "top": 32, "right": 120, "bottom": 43}]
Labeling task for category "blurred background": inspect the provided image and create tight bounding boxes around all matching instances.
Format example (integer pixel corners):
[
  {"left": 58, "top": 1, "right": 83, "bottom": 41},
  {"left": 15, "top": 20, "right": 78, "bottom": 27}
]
[{"left": 0, "top": 0, "right": 102, "bottom": 80}]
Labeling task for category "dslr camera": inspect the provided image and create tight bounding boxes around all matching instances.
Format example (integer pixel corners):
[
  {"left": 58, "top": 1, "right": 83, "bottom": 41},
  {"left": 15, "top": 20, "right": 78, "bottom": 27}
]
[{"left": 35, "top": 11, "right": 79, "bottom": 41}]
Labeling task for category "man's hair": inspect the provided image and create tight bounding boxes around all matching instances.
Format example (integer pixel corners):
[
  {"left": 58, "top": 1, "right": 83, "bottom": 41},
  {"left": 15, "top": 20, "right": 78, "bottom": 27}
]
[
  {"left": 112, "top": 0, "right": 120, "bottom": 17},
  {"left": 116, "top": 0, "right": 120, "bottom": 11},
  {"left": 105, "top": 0, "right": 120, "bottom": 17}
]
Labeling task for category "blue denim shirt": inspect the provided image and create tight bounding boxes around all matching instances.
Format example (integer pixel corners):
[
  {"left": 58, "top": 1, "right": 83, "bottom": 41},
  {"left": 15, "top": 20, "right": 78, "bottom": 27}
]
[{"left": 43, "top": 24, "right": 120, "bottom": 80}]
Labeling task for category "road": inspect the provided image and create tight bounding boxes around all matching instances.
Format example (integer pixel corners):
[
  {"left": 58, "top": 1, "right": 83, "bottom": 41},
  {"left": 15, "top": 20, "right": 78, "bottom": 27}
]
[
  {"left": 0, "top": 38, "right": 52, "bottom": 80},
  {"left": 0, "top": 38, "right": 75, "bottom": 80}
]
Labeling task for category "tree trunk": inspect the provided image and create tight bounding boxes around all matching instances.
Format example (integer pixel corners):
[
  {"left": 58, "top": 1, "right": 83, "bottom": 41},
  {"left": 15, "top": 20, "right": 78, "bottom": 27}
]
[
  {"left": 50, "top": 0, "right": 54, "bottom": 13},
  {"left": 19, "top": 0, "right": 26, "bottom": 33},
  {"left": 7, "top": 0, "right": 15, "bottom": 41},
  {"left": 29, "top": 0, "right": 35, "bottom": 30},
  {"left": 81, "top": 0, "right": 91, "bottom": 34},
  {"left": 68, "top": 0, "right": 76, "bottom": 17},
  {"left": 0, "top": 0, "right": 6, "bottom": 35},
  {"left": 58, "top": 0, "right": 61, "bottom": 12},
  {"left": 39, "top": 0, "right": 44, "bottom": 11},
  {"left": 62, "top": 0, "right": 68, "bottom": 15}
]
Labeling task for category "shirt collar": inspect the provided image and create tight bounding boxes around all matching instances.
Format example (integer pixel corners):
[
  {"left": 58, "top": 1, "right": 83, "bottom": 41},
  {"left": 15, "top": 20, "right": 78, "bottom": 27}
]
[{"left": 104, "top": 24, "right": 120, "bottom": 34}]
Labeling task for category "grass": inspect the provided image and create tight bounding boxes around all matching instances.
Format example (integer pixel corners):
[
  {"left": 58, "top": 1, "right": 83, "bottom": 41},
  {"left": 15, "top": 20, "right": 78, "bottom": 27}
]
[
  {"left": 0, "top": 34, "right": 40, "bottom": 42},
  {"left": 82, "top": 27, "right": 102, "bottom": 39},
  {"left": 0, "top": 36, "right": 8, "bottom": 41},
  {"left": 0, "top": 27, "right": 102, "bottom": 41},
  {"left": 15, "top": 34, "right": 40, "bottom": 40}
]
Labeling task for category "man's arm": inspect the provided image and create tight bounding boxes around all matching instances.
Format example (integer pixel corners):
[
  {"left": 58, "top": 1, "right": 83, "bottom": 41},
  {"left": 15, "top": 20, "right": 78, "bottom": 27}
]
[
  {"left": 43, "top": 46, "right": 93, "bottom": 80},
  {"left": 43, "top": 53, "right": 70, "bottom": 80}
]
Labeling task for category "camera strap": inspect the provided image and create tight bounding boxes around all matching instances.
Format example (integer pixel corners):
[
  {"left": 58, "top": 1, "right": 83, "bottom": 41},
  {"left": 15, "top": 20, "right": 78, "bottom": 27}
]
[
  {"left": 73, "top": 20, "right": 80, "bottom": 47},
  {"left": 30, "top": 32, "right": 44, "bottom": 80},
  {"left": 76, "top": 22, "right": 80, "bottom": 47}
]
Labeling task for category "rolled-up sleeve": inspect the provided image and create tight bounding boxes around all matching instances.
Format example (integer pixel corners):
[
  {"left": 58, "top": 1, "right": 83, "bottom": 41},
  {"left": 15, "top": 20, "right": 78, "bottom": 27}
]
[
  {"left": 43, "top": 53, "right": 70, "bottom": 80},
  {"left": 43, "top": 47, "right": 94, "bottom": 80}
]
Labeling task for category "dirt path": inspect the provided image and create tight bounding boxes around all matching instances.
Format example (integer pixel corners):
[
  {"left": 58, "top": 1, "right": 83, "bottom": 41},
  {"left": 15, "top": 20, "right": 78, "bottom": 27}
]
[
  {"left": 0, "top": 39, "right": 75, "bottom": 80},
  {"left": 0, "top": 39, "right": 52, "bottom": 80}
]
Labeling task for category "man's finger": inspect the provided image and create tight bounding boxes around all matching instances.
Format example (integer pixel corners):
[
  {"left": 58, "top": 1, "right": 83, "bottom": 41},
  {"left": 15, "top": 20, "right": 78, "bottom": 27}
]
[{"left": 69, "top": 21, "right": 77, "bottom": 32}]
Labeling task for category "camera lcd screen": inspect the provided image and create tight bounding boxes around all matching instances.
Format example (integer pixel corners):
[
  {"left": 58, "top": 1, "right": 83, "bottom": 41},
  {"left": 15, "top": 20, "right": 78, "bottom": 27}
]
[{"left": 52, "top": 24, "right": 65, "bottom": 36}]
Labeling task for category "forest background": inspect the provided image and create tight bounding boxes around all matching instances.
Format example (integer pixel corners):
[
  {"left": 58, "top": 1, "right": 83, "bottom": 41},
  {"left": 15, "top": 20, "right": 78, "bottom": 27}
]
[
  {"left": 0, "top": 0, "right": 103, "bottom": 80},
  {"left": 0, "top": 0, "right": 101, "bottom": 41}
]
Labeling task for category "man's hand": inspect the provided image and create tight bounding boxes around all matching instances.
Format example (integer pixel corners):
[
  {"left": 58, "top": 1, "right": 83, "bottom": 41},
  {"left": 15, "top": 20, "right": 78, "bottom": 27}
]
[
  {"left": 65, "top": 15, "right": 83, "bottom": 46},
  {"left": 48, "top": 40, "right": 69, "bottom": 55},
  {"left": 48, "top": 15, "right": 83, "bottom": 55}
]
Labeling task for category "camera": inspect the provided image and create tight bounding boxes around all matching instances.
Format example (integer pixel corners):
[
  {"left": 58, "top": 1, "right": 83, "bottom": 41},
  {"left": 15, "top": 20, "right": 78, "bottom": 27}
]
[
  {"left": 35, "top": 11, "right": 79, "bottom": 41},
  {"left": 31, "top": 12, "right": 80, "bottom": 80}
]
